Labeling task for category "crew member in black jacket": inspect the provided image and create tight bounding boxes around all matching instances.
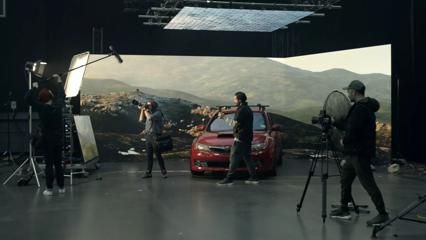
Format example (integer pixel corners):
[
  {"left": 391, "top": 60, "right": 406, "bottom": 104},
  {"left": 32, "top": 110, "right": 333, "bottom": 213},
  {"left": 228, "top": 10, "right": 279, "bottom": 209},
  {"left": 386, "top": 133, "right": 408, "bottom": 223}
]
[
  {"left": 217, "top": 92, "right": 258, "bottom": 185},
  {"left": 25, "top": 75, "right": 65, "bottom": 196},
  {"left": 330, "top": 80, "right": 389, "bottom": 226}
]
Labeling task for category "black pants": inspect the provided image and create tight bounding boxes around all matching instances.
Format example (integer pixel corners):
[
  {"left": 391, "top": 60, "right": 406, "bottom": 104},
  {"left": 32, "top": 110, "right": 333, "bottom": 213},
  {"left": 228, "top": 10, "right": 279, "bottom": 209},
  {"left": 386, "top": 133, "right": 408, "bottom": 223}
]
[
  {"left": 43, "top": 136, "right": 64, "bottom": 189},
  {"left": 340, "top": 155, "right": 386, "bottom": 214},
  {"left": 226, "top": 141, "right": 256, "bottom": 179},
  {"left": 145, "top": 137, "right": 166, "bottom": 173}
]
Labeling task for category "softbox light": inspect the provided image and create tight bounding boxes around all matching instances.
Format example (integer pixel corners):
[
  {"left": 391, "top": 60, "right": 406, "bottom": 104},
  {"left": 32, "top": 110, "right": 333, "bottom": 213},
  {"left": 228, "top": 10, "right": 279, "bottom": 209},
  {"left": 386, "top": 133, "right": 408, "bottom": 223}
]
[{"left": 65, "top": 51, "right": 90, "bottom": 98}]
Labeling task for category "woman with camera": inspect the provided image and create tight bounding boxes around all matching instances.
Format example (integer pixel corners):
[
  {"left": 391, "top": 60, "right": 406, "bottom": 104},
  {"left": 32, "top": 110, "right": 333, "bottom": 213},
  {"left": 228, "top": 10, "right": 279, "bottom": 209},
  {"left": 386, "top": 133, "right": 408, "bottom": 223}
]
[{"left": 138, "top": 100, "right": 167, "bottom": 178}]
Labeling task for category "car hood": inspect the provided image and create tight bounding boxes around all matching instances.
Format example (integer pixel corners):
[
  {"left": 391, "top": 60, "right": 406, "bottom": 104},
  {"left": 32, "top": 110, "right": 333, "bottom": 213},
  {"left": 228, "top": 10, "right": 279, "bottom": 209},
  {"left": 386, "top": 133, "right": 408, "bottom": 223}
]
[{"left": 196, "top": 132, "right": 268, "bottom": 146}]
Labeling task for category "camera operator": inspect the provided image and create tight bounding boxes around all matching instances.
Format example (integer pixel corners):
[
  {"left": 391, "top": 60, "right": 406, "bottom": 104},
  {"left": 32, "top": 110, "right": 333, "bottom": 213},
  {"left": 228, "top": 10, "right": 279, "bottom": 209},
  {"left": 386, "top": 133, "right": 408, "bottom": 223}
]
[
  {"left": 24, "top": 74, "right": 65, "bottom": 196},
  {"left": 330, "top": 80, "right": 389, "bottom": 226},
  {"left": 138, "top": 100, "right": 167, "bottom": 178},
  {"left": 217, "top": 92, "right": 258, "bottom": 185}
]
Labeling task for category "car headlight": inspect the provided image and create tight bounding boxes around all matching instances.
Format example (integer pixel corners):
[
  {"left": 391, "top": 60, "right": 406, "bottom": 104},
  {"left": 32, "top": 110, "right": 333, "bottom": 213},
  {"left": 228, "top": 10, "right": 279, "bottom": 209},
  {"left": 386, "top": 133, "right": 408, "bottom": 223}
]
[
  {"left": 252, "top": 143, "right": 267, "bottom": 151},
  {"left": 196, "top": 143, "right": 210, "bottom": 151}
]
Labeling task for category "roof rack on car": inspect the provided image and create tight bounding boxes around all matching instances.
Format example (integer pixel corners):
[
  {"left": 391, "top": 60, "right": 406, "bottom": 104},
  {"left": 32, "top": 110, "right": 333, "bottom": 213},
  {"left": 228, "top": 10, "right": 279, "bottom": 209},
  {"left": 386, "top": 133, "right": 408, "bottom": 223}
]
[{"left": 217, "top": 104, "right": 269, "bottom": 111}]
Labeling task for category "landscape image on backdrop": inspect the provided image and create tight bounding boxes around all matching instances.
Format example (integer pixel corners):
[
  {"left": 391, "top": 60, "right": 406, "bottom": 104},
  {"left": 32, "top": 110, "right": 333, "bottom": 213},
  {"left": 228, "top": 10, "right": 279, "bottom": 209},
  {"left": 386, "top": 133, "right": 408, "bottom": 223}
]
[{"left": 81, "top": 44, "right": 391, "bottom": 162}]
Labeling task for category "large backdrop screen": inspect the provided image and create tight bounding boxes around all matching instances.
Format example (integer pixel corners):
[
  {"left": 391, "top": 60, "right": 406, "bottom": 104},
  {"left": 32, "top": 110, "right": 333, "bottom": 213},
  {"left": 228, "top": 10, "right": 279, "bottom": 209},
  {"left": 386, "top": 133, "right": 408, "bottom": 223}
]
[{"left": 82, "top": 44, "right": 391, "bottom": 161}]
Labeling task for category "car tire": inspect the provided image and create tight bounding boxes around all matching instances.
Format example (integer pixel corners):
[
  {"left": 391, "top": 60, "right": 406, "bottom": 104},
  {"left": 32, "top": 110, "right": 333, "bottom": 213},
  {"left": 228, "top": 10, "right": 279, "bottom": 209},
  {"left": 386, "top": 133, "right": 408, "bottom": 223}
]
[
  {"left": 276, "top": 149, "right": 283, "bottom": 166},
  {"left": 265, "top": 159, "right": 277, "bottom": 177},
  {"left": 267, "top": 168, "right": 277, "bottom": 177}
]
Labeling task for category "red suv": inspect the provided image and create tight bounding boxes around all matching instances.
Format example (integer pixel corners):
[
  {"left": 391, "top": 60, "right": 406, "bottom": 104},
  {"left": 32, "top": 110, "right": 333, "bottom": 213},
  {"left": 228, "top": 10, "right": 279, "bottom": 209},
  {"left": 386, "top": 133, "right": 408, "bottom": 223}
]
[{"left": 190, "top": 105, "right": 282, "bottom": 176}]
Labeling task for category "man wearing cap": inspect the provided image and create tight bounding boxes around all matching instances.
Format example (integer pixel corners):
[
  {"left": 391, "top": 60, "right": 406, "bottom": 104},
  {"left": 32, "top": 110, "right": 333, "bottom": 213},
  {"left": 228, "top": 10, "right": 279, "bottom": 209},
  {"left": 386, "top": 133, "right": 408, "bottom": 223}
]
[{"left": 330, "top": 80, "right": 389, "bottom": 226}]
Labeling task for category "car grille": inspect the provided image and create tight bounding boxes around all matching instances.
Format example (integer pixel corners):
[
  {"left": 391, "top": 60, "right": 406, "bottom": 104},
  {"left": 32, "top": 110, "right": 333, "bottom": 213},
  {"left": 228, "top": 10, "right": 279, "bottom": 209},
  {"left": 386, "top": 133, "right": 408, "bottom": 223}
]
[
  {"left": 206, "top": 161, "right": 246, "bottom": 168},
  {"left": 208, "top": 146, "right": 231, "bottom": 154}
]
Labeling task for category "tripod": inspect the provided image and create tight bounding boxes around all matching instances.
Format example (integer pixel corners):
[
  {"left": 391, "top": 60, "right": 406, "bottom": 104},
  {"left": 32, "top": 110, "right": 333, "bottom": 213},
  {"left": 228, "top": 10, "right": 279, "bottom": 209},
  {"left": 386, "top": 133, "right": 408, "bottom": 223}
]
[
  {"left": 1, "top": 93, "right": 17, "bottom": 166},
  {"left": 3, "top": 69, "right": 41, "bottom": 187},
  {"left": 296, "top": 129, "right": 366, "bottom": 223}
]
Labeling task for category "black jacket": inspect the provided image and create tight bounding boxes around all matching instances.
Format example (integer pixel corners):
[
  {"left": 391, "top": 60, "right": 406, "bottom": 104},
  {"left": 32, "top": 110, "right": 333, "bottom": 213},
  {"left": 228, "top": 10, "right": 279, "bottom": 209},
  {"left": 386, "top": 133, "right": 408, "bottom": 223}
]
[
  {"left": 25, "top": 86, "right": 65, "bottom": 139},
  {"left": 233, "top": 103, "right": 253, "bottom": 144},
  {"left": 342, "top": 97, "right": 380, "bottom": 157}
]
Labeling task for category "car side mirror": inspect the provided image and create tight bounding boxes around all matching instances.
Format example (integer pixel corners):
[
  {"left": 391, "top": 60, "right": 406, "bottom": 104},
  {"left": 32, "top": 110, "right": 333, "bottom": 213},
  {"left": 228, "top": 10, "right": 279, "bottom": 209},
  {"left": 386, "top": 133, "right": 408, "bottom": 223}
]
[
  {"left": 271, "top": 124, "right": 281, "bottom": 131},
  {"left": 196, "top": 125, "right": 205, "bottom": 131}
]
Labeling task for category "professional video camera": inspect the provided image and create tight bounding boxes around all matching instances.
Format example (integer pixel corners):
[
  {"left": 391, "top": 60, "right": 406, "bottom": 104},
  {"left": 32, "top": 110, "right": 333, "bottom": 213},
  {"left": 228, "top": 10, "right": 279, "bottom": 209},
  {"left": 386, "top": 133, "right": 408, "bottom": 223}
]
[
  {"left": 132, "top": 99, "right": 149, "bottom": 109},
  {"left": 132, "top": 99, "right": 159, "bottom": 114},
  {"left": 311, "top": 110, "right": 332, "bottom": 128},
  {"left": 311, "top": 90, "right": 352, "bottom": 131}
]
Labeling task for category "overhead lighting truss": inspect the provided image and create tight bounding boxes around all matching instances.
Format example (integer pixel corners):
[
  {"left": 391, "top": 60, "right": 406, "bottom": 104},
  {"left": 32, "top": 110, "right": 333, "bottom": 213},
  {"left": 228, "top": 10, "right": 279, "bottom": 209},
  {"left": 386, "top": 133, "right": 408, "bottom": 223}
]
[{"left": 124, "top": 0, "right": 341, "bottom": 31}]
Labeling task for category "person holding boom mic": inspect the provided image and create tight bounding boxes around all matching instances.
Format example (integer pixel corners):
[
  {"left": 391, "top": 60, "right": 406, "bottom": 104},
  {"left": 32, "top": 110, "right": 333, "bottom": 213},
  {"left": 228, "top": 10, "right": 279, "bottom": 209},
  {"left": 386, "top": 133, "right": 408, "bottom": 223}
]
[{"left": 25, "top": 74, "right": 65, "bottom": 196}]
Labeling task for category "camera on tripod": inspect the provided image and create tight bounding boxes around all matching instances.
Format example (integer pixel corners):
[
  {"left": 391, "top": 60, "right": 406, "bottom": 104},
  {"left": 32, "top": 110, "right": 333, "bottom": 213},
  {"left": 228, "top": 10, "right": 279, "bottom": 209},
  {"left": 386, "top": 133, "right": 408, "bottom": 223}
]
[
  {"left": 298, "top": 91, "right": 354, "bottom": 223},
  {"left": 311, "top": 110, "right": 332, "bottom": 128}
]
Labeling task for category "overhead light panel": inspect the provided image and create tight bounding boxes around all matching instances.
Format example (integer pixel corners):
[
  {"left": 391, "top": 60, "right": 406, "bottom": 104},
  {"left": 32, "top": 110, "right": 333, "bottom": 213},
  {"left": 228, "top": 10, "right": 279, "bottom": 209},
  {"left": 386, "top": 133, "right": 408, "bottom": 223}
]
[{"left": 165, "top": 7, "right": 313, "bottom": 32}]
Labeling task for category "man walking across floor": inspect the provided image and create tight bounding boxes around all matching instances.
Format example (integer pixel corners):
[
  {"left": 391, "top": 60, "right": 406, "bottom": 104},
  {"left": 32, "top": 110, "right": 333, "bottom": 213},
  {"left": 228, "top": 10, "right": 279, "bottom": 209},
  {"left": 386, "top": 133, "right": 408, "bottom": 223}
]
[
  {"left": 330, "top": 80, "right": 389, "bottom": 226},
  {"left": 217, "top": 92, "right": 258, "bottom": 185}
]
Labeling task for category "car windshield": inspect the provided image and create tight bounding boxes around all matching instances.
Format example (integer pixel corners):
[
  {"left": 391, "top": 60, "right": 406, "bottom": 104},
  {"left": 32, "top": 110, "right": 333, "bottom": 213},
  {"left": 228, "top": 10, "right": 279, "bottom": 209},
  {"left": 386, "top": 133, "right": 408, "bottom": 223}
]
[{"left": 209, "top": 112, "right": 267, "bottom": 132}]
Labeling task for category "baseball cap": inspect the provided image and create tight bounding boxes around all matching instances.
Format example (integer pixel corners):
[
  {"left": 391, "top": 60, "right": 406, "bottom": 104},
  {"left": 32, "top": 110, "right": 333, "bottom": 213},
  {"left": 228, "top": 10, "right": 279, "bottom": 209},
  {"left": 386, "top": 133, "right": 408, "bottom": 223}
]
[{"left": 343, "top": 80, "right": 366, "bottom": 91}]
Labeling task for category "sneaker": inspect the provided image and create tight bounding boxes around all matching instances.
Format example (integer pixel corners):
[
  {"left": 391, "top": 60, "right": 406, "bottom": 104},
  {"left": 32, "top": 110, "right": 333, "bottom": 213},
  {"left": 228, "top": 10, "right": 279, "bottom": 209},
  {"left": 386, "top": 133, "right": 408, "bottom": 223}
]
[
  {"left": 43, "top": 189, "right": 53, "bottom": 196},
  {"left": 217, "top": 178, "right": 233, "bottom": 186},
  {"left": 330, "top": 208, "right": 351, "bottom": 220},
  {"left": 161, "top": 170, "right": 168, "bottom": 179},
  {"left": 142, "top": 172, "right": 152, "bottom": 179},
  {"left": 367, "top": 213, "right": 389, "bottom": 226},
  {"left": 58, "top": 188, "right": 66, "bottom": 194},
  {"left": 244, "top": 177, "right": 259, "bottom": 185}
]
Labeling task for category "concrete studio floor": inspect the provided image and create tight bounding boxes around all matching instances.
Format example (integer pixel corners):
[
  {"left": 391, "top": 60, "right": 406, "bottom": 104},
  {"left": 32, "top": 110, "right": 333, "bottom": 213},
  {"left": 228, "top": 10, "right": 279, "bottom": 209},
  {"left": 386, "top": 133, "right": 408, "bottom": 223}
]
[{"left": 1, "top": 156, "right": 425, "bottom": 240}]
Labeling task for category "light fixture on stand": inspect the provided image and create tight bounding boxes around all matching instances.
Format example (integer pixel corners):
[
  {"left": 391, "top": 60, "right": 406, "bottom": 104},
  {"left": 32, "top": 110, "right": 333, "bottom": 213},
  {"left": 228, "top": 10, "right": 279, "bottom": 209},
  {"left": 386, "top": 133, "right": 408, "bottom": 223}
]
[{"left": 3, "top": 60, "right": 47, "bottom": 187}]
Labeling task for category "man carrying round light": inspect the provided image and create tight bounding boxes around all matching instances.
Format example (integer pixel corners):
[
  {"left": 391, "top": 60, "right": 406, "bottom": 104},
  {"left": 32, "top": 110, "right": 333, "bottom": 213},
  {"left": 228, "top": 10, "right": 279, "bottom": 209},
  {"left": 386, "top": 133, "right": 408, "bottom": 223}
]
[{"left": 330, "top": 80, "right": 389, "bottom": 226}]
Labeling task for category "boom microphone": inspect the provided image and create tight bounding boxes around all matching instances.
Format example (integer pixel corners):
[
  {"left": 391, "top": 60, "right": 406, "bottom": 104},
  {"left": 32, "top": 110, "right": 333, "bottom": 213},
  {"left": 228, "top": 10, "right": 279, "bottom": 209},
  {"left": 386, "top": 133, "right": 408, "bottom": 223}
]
[{"left": 109, "top": 45, "right": 123, "bottom": 63}]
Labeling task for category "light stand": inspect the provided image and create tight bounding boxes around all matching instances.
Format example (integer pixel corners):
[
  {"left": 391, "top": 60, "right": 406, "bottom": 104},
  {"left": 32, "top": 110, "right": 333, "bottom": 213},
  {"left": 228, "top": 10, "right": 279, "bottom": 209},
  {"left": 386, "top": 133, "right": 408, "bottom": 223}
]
[
  {"left": 1, "top": 93, "right": 17, "bottom": 166},
  {"left": 63, "top": 98, "right": 84, "bottom": 185},
  {"left": 3, "top": 69, "right": 41, "bottom": 187}
]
